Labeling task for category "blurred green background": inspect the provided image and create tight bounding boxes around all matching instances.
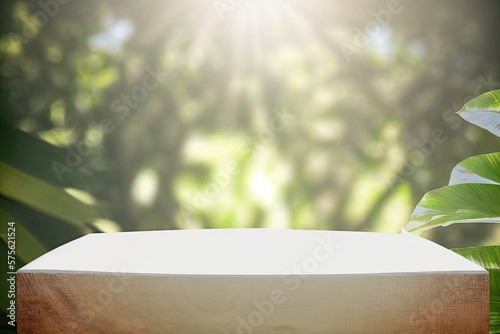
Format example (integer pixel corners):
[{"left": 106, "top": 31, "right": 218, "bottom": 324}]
[{"left": 1, "top": 0, "right": 500, "bottom": 328}]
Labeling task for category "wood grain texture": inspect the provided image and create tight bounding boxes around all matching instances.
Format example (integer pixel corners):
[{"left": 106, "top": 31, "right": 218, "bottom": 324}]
[{"left": 18, "top": 272, "right": 488, "bottom": 333}]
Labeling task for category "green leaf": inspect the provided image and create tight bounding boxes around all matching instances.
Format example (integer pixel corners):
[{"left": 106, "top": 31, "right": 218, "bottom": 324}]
[
  {"left": 457, "top": 89, "right": 500, "bottom": 136},
  {"left": 0, "top": 119, "right": 99, "bottom": 190},
  {"left": 454, "top": 246, "right": 500, "bottom": 333},
  {"left": 0, "top": 162, "right": 97, "bottom": 230},
  {"left": 0, "top": 197, "right": 89, "bottom": 250},
  {"left": 406, "top": 183, "right": 500, "bottom": 232},
  {"left": 0, "top": 204, "right": 46, "bottom": 263},
  {"left": 449, "top": 153, "right": 500, "bottom": 186}
]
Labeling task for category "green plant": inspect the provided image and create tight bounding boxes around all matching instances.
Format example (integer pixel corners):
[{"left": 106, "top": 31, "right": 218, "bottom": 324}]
[
  {"left": 0, "top": 119, "right": 102, "bottom": 329},
  {"left": 406, "top": 89, "right": 500, "bottom": 333}
]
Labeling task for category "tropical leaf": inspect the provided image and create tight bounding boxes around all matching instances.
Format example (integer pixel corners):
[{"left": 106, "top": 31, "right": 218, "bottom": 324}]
[
  {"left": 406, "top": 183, "right": 500, "bottom": 232},
  {"left": 457, "top": 89, "right": 500, "bottom": 136},
  {"left": 449, "top": 153, "right": 500, "bottom": 185},
  {"left": 0, "top": 119, "right": 98, "bottom": 190},
  {"left": 454, "top": 246, "right": 500, "bottom": 333},
  {"left": 0, "top": 162, "right": 97, "bottom": 230},
  {"left": 0, "top": 197, "right": 93, "bottom": 250},
  {"left": 0, "top": 205, "right": 46, "bottom": 263}
]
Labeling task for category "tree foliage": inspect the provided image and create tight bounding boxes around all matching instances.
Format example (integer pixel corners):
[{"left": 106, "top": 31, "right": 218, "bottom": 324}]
[{"left": 1, "top": 1, "right": 500, "bottom": 328}]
